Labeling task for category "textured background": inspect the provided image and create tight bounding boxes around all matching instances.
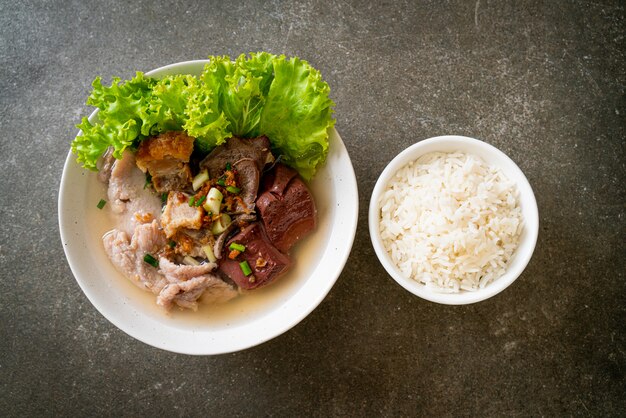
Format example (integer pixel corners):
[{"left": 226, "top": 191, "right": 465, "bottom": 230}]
[{"left": 1, "top": 0, "right": 624, "bottom": 416}]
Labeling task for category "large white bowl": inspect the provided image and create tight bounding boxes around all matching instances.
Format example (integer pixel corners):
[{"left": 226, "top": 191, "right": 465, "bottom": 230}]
[
  {"left": 59, "top": 60, "right": 359, "bottom": 354},
  {"left": 368, "top": 135, "right": 538, "bottom": 305}
]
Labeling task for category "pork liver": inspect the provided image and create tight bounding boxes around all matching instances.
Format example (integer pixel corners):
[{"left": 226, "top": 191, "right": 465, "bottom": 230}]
[
  {"left": 218, "top": 223, "right": 291, "bottom": 290},
  {"left": 256, "top": 164, "right": 317, "bottom": 254}
]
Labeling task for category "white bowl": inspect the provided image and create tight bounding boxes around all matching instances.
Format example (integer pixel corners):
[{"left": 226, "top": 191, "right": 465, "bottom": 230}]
[
  {"left": 59, "top": 60, "right": 359, "bottom": 354},
  {"left": 368, "top": 135, "right": 538, "bottom": 305}
]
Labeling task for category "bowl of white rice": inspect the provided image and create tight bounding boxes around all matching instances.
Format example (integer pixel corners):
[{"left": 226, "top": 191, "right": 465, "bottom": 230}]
[{"left": 368, "top": 135, "right": 538, "bottom": 304}]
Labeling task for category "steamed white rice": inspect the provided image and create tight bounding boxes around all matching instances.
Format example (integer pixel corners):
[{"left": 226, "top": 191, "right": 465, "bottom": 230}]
[{"left": 379, "top": 152, "right": 523, "bottom": 292}]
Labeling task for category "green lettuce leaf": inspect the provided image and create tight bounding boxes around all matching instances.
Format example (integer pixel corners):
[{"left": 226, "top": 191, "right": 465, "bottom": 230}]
[
  {"left": 74, "top": 73, "right": 155, "bottom": 169},
  {"left": 199, "top": 53, "right": 276, "bottom": 138},
  {"left": 259, "top": 56, "right": 335, "bottom": 180},
  {"left": 72, "top": 117, "right": 139, "bottom": 170},
  {"left": 87, "top": 72, "right": 156, "bottom": 133},
  {"left": 72, "top": 53, "right": 335, "bottom": 179},
  {"left": 145, "top": 74, "right": 197, "bottom": 134},
  {"left": 183, "top": 67, "right": 232, "bottom": 154}
]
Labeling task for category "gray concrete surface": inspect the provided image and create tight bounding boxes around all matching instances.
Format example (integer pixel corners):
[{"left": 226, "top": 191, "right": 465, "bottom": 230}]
[{"left": 1, "top": 0, "right": 624, "bottom": 416}]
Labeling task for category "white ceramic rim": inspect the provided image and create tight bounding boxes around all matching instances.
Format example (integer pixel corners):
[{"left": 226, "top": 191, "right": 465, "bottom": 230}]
[
  {"left": 368, "top": 135, "right": 539, "bottom": 305},
  {"left": 59, "top": 60, "right": 359, "bottom": 354}
]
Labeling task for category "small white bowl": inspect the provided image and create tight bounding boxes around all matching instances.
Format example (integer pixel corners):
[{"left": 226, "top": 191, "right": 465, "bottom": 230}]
[{"left": 368, "top": 135, "right": 539, "bottom": 305}]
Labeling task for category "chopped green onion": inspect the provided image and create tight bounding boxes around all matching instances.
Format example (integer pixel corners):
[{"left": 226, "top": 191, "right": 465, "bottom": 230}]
[
  {"left": 225, "top": 162, "right": 232, "bottom": 171},
  {"left": 217, "top": 177, "right": 226, "bottom": 187},
  {"left": 226, "top": 186, "right": 241, "bottom": 194},
  {"left": 192, "top": 169, "right": 209, "bottom": 191},
  {"left": 211, "top": 213, "right": 232, "bottom": 235},
  {"left": 202, "top": 244, "right": 217, "bottom": 263},
  {"left": 144, "top": 173, "right": 152, "bottom": 189},
  {"left": 203, "top": 188, "right": 223, "bottom": 215},
  {"left": 96, "top": 199, "right": 107, "bottom": 209},
  {"left": 188, "top": 196, "right": 196, "bottom": 206},
  {"left": 161, "top": 192, "right": 168, "bottom": 203},
  {"left": 183, "top": 256, "right": 200, "bottom": 266},
  {"left": 143, "top": 253, "right": 159, "bottom": 268},
  {"left": 229, "top": 242, "right": 246, "bottom": 252},
  {"left": 239, "top": 260, "right": 252, "bottom": 276},
  {"left": 195, "top": 195, "right": 206, "bottom": 207},
  {"left": 168, "top": 240, "right": 176, "bottom": 248}
]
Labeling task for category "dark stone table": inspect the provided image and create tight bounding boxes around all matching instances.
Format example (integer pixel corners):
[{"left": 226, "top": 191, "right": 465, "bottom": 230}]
[{"left": 1, "top": 0, "right": 623, "bottom": 416}]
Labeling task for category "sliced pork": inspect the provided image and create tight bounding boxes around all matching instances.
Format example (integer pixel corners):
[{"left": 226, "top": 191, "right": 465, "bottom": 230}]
[
  {"left": 256, "top": 164, "right": 317, "bottom": 253},
  {"left": 102, "top": 220, "right": 168, "bottom": 293},
  {"left": 157, "top": 258, "right": 237, "bottom": 310},
  {"left": 106, "top": 150, "right": 163, "bottom": 236},
  {"left": 199, "top": 136, "right": 274, "bottom": 178},
  {"left": 136, "top": 131, "right": 195, "bottom": 193},
  {"left": 219, "top": 223, "right": 291, "bottom": 290},
  {"left": 229, "top": 158, "right": 260, "bottom": 214}
]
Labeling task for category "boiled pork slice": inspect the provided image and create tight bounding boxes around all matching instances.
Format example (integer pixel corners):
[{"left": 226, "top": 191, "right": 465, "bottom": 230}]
[
  {"left": 161, "top": 191, "right": 203, "bottom": 238},
  {"left": 103, "top": 220, "right": 169, "bottom": 293},
  {"left": 106, "top": 150, "right": 163, "bottom": 236},
  {"left": 229, "top": 158, "right": 260, "bottom": 214},
  {"left": 157, "top": 258, "right": 238, "bottom": 310},
  {"left": 256, "top": 164, "right": 317, "bottom": 253},
  {"left": 103, "top": 221, "right": 236, "bottom": 311},
  {"left": 219, "top": 223, "right": 291, "bottom": 290},
  {"left": 135, "top": 131, "right": 195, "bottom": 193},
  {"left": 199, "top": 136, "right": 274, "bottom": 178}
]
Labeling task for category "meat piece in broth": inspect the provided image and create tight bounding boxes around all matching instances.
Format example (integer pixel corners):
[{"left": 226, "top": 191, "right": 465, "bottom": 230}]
[
  {"left": 156, "top": 258, "right": 237, "bottom": 310},
  {"left": 219, "top": 223, "right": 291, "bottom": 290},
  {"left": 199, "top": 136, "right": 274, "bottom": 178},
  {"left": 256, "top": 164, "right": 317, "bottom": 253},
  {"left": 136, "top": 131, "right": 194, "bottom": 193},
  {"left": 106, "top": 150, "right": 163, "bottom": 236},
  {"left": 230, "top": 158, "right": 260, "bottom": 214},
  {"left": 102, "top": 220, "right": 168, "bottom": 293}
]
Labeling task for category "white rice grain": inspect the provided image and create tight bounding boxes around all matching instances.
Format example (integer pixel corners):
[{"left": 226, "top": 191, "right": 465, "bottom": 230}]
[{"left": 379, "top": 152, "right": 523, "bottom": 292}]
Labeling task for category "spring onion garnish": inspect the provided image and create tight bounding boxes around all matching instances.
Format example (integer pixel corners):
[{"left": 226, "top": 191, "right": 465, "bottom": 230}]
[
  {"left": 203, "top": 187, "right": 223, "bottom": 215},
  {"left": 210, "top": 213, "right": 232, "bottom": 235},
  {"left": 217, "top": 177, "right": 226, "bottom": 187},
  {"left": 144, "top": 173, "right": 152, "bottom": 189},
  {"left": 192, "top": 169, "right": 209, "bottom": 191},
  {"left": 183, "top": 256, "right": 200, "bottom": 266},
  {"left": 143, "top": 253, "right": 159, "bottom": 268},
  {"left": 226, "top": 186, "right": 241, "bottom": 194},
  {"left": 202, "top": 244, "right": 217, "bottom": 263},
  {"left": 96, "top": 199, "right": 107, "bottom": 209},
  {"left": 168, "top": 240, "right": 176, "bottom": 248},
  {"left": 188, "top": 196, "right": 196, "bottom": 206},
  {"left": 239, "top": 260, "right": 252, "bottom": 276},
  {"left": 161, "top": 192, "right": 168, "bottom": 203},
  {"left": 226, "top": 162, "right": 232, "bottom": 171},
  {"left": 195, "top": 195, "right": 206, "bottom": 207},
  {"left": 229, "top": 242, "right": 246, "bottom": 252}
]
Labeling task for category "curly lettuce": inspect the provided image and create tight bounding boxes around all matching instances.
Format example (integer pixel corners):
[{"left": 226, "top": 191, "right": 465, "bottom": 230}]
[
  {"left": 183, "top": 74, "right": 231, "bottom": 154},
  {"left": 72, "top": 73, "right": 155, "bottom": 170},
  {"left": 259, "top": 56, "right": 335, "bottom": 180},
  {"left": 205, "top": 52, "right": 276, "bottom": 137},
  {"left": 147, "top": 74, "right": 197, "bottom": 134},
  {"left": 72, "top": 53, "right": 335, "bottom": 178}
]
